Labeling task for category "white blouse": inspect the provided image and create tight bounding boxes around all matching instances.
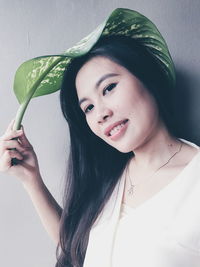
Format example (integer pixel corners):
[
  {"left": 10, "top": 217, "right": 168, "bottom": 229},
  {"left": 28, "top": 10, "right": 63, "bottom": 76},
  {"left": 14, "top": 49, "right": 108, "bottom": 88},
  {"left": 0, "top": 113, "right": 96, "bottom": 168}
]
[{"left": 83, "top": 138, "right": 200, "bottom": 267}]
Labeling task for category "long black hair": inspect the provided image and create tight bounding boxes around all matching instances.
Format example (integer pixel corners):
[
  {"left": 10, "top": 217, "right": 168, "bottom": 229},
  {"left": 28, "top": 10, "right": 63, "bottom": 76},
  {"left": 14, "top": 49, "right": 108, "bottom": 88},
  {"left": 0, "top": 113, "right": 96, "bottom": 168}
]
[{"left": 56, "top": 35, "right": 178, "bottom": 267}]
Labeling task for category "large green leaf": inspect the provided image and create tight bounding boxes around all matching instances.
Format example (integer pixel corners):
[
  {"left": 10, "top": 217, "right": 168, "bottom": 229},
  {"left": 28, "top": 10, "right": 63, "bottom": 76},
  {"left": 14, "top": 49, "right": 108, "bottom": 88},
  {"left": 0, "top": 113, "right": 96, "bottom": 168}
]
[
  {"left": 13, "top": 8, "right": 175, "bottom": 130},
  {"left": 14, "top": 56, "right": 71, "bottom": 104},
  {"left": 13, "top": 56, "right": 71, "bottom": 129}
]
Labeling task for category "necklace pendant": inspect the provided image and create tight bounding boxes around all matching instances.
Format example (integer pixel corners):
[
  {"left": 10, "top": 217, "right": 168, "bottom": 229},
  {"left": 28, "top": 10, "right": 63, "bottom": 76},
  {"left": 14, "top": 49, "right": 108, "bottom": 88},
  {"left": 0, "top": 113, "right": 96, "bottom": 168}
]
[{"left": 128, "top": 185, "right": 134, "bottom": 195}]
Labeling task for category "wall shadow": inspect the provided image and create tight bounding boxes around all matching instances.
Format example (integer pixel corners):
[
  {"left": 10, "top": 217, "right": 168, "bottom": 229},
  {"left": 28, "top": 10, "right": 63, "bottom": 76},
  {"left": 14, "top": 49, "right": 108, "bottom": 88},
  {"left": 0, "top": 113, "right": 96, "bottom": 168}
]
[{"left": 172, "top": 66, "right": 200, "bottom": 145}]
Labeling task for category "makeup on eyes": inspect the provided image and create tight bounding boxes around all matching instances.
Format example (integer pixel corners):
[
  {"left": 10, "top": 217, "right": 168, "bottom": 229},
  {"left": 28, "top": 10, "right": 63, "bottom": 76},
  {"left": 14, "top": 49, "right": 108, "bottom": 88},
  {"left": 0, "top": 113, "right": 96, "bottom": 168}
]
[
  {"left": 83, "top": 82, "right": 117, "bottom": 114},
  {"left": 78, "top": 73, "right": 120, "bottom": 108},
  {"left": 103, "top": 83, "right": 117, "bottom": 95}
]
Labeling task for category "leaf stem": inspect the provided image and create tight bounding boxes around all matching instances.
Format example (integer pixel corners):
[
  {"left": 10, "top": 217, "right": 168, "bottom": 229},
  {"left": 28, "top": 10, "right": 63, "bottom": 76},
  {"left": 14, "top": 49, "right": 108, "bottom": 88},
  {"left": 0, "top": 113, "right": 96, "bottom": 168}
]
[{"left": 13, "top": 99, "right": 31, "bottom": 130}]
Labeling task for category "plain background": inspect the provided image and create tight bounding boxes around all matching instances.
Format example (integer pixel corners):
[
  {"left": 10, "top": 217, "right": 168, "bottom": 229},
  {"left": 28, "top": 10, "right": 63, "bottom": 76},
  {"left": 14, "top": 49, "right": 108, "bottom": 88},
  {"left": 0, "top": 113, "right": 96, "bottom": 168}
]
[{"left": 0, "top": 0, "right": 200, "bottom": 266}]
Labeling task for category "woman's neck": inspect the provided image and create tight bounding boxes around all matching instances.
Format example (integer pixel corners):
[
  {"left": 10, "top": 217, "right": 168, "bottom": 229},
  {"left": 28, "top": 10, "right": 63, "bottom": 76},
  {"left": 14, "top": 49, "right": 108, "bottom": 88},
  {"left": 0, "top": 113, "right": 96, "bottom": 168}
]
[{"left": 130, "top": 122, "right": 180, "bottom": 172}]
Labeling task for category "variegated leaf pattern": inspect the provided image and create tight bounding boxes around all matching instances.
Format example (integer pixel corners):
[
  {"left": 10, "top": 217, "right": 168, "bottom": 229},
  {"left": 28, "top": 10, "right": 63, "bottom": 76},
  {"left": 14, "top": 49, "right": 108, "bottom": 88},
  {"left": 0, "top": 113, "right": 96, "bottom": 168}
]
[
  {"left": 62, "top": 8, "right": 175, "bottom": 86},
  {"left": 101, "top": 9, "right": 175, "bottom": 86},
  {"left": 14, "top": 56, "right": 71, "bottom": 104},
  {"left": 13, "top": 8, "right": 175, "bottom": 130},
  {"left": 63, "top": 23, "right": 106, "bottom": 56}
]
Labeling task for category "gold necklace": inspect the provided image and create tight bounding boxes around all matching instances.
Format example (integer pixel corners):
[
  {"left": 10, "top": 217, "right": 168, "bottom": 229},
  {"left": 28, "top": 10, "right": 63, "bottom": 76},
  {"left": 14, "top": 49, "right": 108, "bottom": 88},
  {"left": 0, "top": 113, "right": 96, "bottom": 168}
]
[{"left": 127, "top": 140, "right": 183, "bottom": 195}]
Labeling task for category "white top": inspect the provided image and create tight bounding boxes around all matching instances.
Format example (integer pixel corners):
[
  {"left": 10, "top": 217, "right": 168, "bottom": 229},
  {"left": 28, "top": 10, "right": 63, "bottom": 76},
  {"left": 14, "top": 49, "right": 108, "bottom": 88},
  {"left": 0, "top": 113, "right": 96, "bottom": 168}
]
[{"left": 83, "top": 138, "right": 200, "bottom": 267}]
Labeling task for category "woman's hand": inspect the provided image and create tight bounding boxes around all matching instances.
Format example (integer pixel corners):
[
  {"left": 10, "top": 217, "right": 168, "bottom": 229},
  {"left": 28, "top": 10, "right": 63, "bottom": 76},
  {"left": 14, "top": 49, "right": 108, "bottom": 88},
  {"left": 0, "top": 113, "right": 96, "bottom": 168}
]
[
  {"left": 0, "top": 119, "right": 62, "bottom": 243},
  {"left": 0, "top": 119, "right": 41, "bottom": 184}
]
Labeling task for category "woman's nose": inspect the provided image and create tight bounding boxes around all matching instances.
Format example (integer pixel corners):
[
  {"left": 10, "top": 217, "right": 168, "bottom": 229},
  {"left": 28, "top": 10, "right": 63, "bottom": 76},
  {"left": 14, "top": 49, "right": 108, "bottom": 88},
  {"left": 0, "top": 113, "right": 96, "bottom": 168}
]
[{"left": 97, "top": 107, "right": 113, "bottom": 124}]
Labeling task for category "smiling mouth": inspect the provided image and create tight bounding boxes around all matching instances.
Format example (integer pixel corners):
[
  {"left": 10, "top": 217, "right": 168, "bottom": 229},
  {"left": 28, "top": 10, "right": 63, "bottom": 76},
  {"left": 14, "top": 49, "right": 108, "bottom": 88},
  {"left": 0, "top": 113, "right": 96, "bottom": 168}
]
[{"left": 108, "top": 119, "right": 129, "bottom": 136}]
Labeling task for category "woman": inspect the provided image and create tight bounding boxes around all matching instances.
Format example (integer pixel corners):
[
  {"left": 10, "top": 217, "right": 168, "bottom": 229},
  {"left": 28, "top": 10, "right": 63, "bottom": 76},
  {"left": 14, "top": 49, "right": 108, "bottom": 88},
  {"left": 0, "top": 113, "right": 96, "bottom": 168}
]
[{"left": 1, "top": 8, "right": 200, "bottom": 267}]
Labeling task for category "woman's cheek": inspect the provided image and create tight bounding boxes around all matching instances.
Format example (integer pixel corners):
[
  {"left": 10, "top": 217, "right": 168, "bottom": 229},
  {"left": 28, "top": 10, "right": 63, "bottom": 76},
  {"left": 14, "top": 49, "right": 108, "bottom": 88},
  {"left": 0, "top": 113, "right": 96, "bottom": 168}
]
[{"left": 86, "top": 119, "right": 99, "bottom": 136}]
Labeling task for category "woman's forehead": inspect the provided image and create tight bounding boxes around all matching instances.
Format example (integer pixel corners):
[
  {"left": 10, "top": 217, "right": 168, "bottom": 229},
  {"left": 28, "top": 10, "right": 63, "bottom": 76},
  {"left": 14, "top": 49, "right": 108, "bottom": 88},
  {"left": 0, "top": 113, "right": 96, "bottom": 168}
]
[
  {"left": 75, "top": 56, "right": 124, "bottom": 86},
  {"left": 75, "top": 57, "right": 124, "bottom": 102}
]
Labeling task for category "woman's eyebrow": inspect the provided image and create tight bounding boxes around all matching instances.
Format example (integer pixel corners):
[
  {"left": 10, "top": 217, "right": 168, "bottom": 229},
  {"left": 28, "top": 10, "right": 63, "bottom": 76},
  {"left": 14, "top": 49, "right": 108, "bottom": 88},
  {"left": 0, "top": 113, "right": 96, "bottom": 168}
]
[{"left": 78, "top": 73, "right": 119, "bottom": 107}]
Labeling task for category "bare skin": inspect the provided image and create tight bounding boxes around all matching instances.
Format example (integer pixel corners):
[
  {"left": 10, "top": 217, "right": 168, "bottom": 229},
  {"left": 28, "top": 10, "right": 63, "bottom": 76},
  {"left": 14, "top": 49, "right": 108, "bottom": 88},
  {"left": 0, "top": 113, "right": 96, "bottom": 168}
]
[
  {"left": 1, "top": 56, "right": 199, "bottom": 247},
  {"left": 76, "top": 56, "right": 200, "bottom": 209},
  {"left": 122, "top": 139, "right": 199, "bottom": 209},
  {"left": 0, "top": 119, "right": 62, "bottom": 244}
]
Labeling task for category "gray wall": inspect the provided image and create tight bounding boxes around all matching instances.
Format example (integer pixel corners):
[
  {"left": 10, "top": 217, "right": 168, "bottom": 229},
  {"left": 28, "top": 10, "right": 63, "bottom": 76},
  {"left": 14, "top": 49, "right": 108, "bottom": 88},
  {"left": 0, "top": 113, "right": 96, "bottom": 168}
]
[{"left": 0, "top": 0, "right": 200, "bottom": 266}]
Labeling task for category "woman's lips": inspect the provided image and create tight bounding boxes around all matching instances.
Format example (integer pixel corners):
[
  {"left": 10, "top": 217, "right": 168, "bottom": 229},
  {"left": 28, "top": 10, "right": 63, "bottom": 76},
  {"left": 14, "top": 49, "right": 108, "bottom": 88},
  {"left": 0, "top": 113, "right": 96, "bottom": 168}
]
[
  {"left": 104, "top": 119, "right": 128, "bottom": 137},
  {"left": 108, "top": 120, "right": 129, "bottom": 141}
]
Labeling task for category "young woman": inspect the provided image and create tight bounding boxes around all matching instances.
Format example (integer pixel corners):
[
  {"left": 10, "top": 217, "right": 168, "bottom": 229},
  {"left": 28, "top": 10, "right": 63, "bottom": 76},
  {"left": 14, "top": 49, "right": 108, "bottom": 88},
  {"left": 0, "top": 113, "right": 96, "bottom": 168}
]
[{"left": 1, "top": 8, "right": 200, "bottom": 267}]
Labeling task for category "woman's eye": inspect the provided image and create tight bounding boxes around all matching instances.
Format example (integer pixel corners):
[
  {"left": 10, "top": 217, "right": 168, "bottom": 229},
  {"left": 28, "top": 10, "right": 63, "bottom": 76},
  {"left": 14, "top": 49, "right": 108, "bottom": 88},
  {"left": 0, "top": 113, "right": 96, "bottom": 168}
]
[
  {"left": 83, "top": 83, "right": 117, "bottom": 114},
  {"left": 103, "top": 83, "right": 117, "bottom": 96},
  {"left": 84, "top": 104, "right": 94, "bottom": 114}
]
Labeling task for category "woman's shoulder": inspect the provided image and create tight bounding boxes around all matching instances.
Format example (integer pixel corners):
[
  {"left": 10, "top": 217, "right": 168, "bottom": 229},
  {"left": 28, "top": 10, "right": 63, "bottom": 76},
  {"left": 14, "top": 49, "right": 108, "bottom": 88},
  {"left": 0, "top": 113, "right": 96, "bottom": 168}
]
[
  {"left": 179, "top": 138, "right": 200, "bottom": 186},
  {"left": 177, "top": 138, "right": 200, "bottom": 167}
]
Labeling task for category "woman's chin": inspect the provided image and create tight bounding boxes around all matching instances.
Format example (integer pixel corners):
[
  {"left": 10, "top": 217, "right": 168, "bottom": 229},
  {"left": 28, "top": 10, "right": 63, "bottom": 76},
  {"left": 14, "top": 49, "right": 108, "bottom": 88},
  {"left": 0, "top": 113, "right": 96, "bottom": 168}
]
[{"left": 113, "top": 144, "right": 134, "bottom": 154}]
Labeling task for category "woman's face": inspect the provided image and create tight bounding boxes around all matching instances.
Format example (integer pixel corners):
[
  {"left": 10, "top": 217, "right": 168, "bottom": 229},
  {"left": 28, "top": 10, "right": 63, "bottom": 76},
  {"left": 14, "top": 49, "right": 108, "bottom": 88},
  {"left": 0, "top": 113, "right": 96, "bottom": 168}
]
[{"left": 75, "top": 56, "right": 161, "bottom": 153}]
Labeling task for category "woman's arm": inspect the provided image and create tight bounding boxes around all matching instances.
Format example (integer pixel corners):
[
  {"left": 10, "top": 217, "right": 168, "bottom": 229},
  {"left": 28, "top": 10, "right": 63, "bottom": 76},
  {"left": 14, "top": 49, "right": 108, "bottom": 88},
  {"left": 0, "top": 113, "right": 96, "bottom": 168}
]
[
  {"left": 22, "top": 174, "right": 62, "bottom": 244},
  {"left": 0, "top": 119, "right": 62, "bottom": 244}
]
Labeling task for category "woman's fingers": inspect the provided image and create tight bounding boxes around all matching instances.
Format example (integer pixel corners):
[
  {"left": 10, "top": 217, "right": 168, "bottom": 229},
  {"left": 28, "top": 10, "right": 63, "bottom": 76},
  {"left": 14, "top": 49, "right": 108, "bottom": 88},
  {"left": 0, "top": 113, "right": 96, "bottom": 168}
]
[
  {"left": 1, "top": 129, "right": 23, "bottom": 142},
  {"left": 1, "top": 119, "right": 24, "bottom": 142},
  {"left": 18, "top": 125, "right": 33, "bottom": 149},
  {"left": 6, "top": 149, "right": 23, "bottom": 160},
  {"left": 0, "top": 120, "right": 40, "bottom": 180},
  {"left": 1, "top": 140, "right": 25, "bottom": 154},
  {"left": 0, "top": 150, "right": 23, "bottom": 172}
]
